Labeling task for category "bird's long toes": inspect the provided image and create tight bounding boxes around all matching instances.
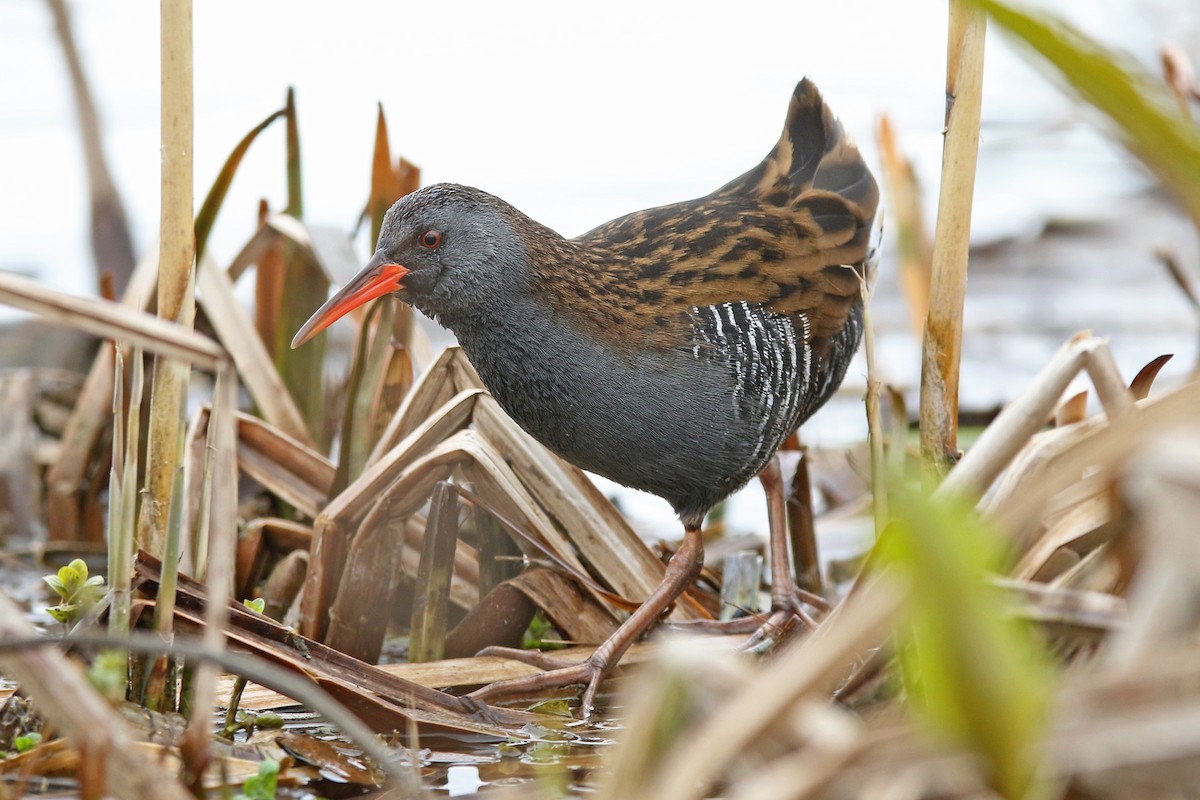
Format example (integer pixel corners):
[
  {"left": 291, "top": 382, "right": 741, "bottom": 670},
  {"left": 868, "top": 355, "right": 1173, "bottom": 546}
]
[
  {"left": 579, "top": 667, "right": 608, "bottom": 722},
  {"left": 476, "top": 645, "right": 578, "bottom": 672},
  {"left": 740, "top": 608, "right": 805, "bottom": 655}
]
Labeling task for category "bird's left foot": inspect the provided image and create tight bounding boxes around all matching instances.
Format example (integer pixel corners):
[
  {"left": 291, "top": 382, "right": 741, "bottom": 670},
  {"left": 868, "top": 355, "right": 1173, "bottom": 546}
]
[
  {"left": 464, "top": 651, "right": 617, "bottom": 721},
  {"left": 664, "top": 589, "right": 824, "bottom": 654}
]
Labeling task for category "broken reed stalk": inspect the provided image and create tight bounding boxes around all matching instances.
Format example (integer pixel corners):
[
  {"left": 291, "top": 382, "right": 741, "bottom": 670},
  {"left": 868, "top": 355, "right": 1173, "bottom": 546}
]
[
  {"left": 936, "top": 333, "right": 1124, "bottom": 504},
  {"left": 919, "top": 0, "right": 987, "bottom": 479},
  {"left": 107, "top": 346, "right": 143, "bottom": 638},
  {"left": 44, "top": 0, "right": 137, "bottom": 296},
  {"left": 372, "top": 159, "right": 424, "bottom": 441},
  {"left": 141, "top": 0, "right": 195, "bottom": 559},
  {"left": 335, "top": 299, "right": 393, "bottom": 489},
  {"left": 180, "top": 365, "right": 238, "bottom": 788},
  {"left": 786, "top": 451, "right": 821, "bottom": 596}
]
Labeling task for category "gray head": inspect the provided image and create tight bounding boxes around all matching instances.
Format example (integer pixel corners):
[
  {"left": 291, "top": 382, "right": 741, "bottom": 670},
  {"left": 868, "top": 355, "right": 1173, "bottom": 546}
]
[{"left": 291, "top": 183, "right": 534, "bottom": 347}]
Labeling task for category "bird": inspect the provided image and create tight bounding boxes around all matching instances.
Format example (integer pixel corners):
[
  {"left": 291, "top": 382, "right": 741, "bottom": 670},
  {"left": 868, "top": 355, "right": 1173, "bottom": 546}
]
[{"left": 293, "top": 78, "right": 879, "bottom": 716}]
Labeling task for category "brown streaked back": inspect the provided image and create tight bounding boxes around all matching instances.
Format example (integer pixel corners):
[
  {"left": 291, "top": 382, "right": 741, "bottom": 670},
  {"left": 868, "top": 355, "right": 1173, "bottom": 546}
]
[{"left": 529, "top": 78, "right": 878, "bottom": 357}]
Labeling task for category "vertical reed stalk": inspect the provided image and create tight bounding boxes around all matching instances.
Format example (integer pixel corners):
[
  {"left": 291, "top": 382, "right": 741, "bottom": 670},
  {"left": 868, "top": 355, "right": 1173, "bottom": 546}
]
[
  {"left": 141, "top": 0, "right": 195, "bottom": 558},
  {"left": 409, "top": 482, "right": 461, "bottom": 663},
  {"left": 181, "top": 365, "right": 238, "bottom": 790},
  {"left": 919, "top": 0, "right": 987, "bottom": 479},
  {"left": 107, "top": 347, "right": 127, "bottom": 634},
  {"left": 861, "top": 282, "right": 887, "bottom": 539},
  {"left": 152, "top": 468, "right": 185, "bottom": 642},
  {"left": 107, "top": 346, "right": 142, "bottom": 638}
]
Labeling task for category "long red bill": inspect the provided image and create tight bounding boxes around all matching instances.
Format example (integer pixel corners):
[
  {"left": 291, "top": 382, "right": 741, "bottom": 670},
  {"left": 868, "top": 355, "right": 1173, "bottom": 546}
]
[{"left": 291, "top": 260, "right": 410, "bottom": 349}]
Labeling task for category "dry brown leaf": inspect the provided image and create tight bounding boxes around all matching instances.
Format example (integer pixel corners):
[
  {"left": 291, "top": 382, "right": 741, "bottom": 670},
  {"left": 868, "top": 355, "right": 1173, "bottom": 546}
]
[
  {"left": 1128, "top": 353, "right": 1174, "bottom": 400},
  {"left": 197, "top": 255, "right": 311, "bottom": 445}
]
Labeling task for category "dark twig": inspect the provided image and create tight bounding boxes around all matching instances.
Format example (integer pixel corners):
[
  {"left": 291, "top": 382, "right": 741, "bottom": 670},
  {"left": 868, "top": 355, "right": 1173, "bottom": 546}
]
[{"left": 1, "top": 631, "right": 421, "bottom": 793}]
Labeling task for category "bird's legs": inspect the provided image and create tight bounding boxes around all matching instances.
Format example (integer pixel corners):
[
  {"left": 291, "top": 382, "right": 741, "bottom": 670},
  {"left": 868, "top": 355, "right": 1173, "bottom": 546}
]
[
  {"left": 466, "top": 525, "right": 705, "bottom": 719},
  {"left": 742, "top": 455, "right": 825, "bottom": 650},
  {"left": 664, "top": 456, "right": 827, "bottom": 640}
]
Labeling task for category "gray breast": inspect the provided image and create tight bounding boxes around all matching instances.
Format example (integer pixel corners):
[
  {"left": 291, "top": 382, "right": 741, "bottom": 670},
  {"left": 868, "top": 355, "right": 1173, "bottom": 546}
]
[{"left": 449, "top": 295, "right": 855, "bottom": 528}]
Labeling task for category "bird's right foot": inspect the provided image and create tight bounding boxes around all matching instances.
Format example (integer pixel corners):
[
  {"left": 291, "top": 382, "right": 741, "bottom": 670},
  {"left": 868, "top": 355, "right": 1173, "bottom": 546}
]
[{"left": 466, "top": 526, "right": 706, "bottom": 719}]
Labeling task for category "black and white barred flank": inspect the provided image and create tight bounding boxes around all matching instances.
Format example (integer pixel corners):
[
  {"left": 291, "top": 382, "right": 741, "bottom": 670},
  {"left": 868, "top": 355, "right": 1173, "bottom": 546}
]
[
  {"left": 688, "top": 261, "right": 867, "bottom": 475},
  {"left": 689, "top": 300, "right": 812, "bottom": 470}
]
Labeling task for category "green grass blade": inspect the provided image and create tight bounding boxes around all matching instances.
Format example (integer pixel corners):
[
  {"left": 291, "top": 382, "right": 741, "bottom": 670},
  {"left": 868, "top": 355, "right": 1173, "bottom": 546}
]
[
  {"left": 285, "top": 87, "right": 303, "bottom": 218},
  {"left": 972, "top": 0, "right": 1200, "bottom": 229},
  {"left": 194, "top": 108, "right": 285, "bottom": 263},
  {"left": 274, "top": 88, "right": 329, "bottom": 442},
  {"left": 882, "top": 487, "right": 1054, "bottom": 799}
]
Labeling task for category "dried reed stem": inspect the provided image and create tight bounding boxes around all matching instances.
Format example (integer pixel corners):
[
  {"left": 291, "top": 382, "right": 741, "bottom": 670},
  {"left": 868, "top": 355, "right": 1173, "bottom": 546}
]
[
  {"left": 141, "top": 0, "right": 195, "bottom": 558},
  {"left": 861, "top": 274, "right": 887, "bottom": 538},
  {"left": 180, "top": 365, "right": 238, "bottom": 787},
  {"left": 108, "top": 346, "right": 142, "bottom": 637},
  {"left": 876, "top": 113, "right": 933, "bottom": 335},
  {"left": 919, "top": 0, "right": 987, "bottom": 478}
]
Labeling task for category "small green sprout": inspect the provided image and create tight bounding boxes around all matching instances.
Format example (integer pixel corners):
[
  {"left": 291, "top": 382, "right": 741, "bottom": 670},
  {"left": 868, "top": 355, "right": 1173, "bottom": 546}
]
[
  {"left": 14, "top": 732, "right": 42, "bottom": 753},
  {"left": 235, "top": 759, "right": 279, "bottom": 800},
  {"left": 243, "top": 597, "right": 266, "bottom": 614},
  {"left": 43, "top": 559, "right": 105, "bottom": 626},
  {"left": 86, "top": 649, "right": 128, "bottom": 703}
]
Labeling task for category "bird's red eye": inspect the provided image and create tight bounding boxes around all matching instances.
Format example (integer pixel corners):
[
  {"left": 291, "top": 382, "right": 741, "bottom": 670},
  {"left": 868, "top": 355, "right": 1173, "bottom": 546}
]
[{"left": 420, "top": 230, "right": 442, "bottom": 249}]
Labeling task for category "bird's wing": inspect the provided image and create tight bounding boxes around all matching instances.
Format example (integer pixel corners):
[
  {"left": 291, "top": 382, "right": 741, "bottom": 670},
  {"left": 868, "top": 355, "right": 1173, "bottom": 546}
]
[{"left": 533, "top": 79, "right": 878, "bottom": 353}]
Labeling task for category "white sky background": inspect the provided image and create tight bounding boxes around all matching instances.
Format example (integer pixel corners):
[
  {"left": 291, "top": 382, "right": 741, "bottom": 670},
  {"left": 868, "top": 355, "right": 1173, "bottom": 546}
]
[
  {"left": 1, "top": 0, "right": 1197, "bottom": 537},
  {"left": 3, "top": 0, "right": 1194, "bottom": 295}
]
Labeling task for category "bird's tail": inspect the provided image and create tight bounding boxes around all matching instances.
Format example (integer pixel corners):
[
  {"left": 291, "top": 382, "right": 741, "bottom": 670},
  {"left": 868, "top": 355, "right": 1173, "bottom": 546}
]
[{"left": 717, "top": 78, "right": 879, "bottom": 258}]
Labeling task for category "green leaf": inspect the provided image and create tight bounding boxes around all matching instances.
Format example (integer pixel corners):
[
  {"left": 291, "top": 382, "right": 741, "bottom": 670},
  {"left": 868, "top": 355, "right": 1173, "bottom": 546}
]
[
  {"left": 236, "top": 759, "right": 280, "bottom": 800},
  {"left": 970, "top": 0, "right": 1200, "bottom": 230},
  {"left": 42, "top": 574, "right": 67, "bottom": 599},
  {"left": 68, "top": 559, "right": 89, "bottom": 583},
  {"left": 77, "top": 583, "right": 105, "bottom": 610},
  {"left": 86, "top": 649, "right": 128, "bottom": 703},
  {"left": 14, "top": 733, "right": 42, "bottom": 753},
  {"left": 57, "top": 564, "right": 82, "bottom": 596},
  {"left": 881, "top": 487, "right": 1054, "bottom": 799},
  {"left": 194, "top": 107, "right": 286, "bottom": 263},
  {"left": 46, "top": 604, "right": 78, "bottom": 624},
  {"left": 275, "top": 88, "right": 329, "bottom": 443},
  {"left": 44, "top": 559, "right": 106, "bottom": 625},
  {"left": 369, "top": 103, "right": 397, "bottom": 246},
  {"left": 526, "top": 698, "right": 572, "bottom": 717},
  {"left": 284, "top": 87, "right": 303, "bottom": 218},
  {"left": 243, "top": 597, "right": 266, "bottom": 614}
]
